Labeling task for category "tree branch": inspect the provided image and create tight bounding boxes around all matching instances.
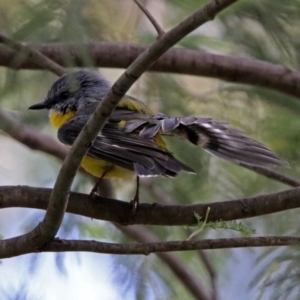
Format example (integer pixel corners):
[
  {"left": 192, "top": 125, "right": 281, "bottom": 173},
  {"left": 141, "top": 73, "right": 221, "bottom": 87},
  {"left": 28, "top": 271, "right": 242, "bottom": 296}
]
[
  {"left": 1, "top": 185, "right": 300, "bottom": 226},
  {"left": 133, "top": 0, "right": 165, "bottom": 37},
  {"left": 0, "top": 33, "right": 66, "bottom": 76},
  {"left": 239, "top": 163, "right": 300, "bottom": 187},
  {"left": 1, "top": 42, "right": 300, "bottom": 99},
  {"left": 32, "top": 236, "right": 300, "bottom": 255}
]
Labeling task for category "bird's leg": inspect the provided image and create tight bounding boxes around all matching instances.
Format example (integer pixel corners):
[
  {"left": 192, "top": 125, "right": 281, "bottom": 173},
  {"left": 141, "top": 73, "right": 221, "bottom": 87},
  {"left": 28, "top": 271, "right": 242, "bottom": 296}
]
[
  {"left": 131, "top": 176, "right": 140, "bottom": 215},
  {"left": 90, "top": 169, "right": 109, "bottom": 197}
]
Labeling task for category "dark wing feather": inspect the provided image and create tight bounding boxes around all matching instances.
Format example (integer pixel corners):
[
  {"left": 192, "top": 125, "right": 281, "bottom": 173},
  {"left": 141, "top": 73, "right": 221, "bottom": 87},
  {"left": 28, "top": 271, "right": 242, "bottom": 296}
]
[
  {"left": 123, "top": 113, "right": 287, "bottom": 167},
  {"left": 58, "top": 113, "right": 195, "bottom": 177}
]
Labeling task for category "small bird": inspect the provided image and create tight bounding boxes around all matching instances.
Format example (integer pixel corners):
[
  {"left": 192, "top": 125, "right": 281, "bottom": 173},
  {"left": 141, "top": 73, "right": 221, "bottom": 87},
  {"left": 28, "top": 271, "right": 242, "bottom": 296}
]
[{"left": 29, "top": 70, "right": 286, "bottom": 208}]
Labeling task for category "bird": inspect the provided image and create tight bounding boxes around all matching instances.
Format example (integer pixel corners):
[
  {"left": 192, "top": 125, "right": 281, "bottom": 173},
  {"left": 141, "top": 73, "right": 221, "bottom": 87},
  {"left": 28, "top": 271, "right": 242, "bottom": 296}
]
[{"left": 28, "top": 69, "right": 287, "bottom": 209}]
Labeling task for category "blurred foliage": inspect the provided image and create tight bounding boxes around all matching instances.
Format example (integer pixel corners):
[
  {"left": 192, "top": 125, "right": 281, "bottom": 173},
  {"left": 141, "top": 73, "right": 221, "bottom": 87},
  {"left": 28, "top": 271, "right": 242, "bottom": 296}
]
[
  {"left": 0, "top": 282, "right": 41, "bottom": 300},
  {"left": 1, "top": 0, "right": 300, "bottom": 299},
  {"left": 250, "top": 246, "right": 300, "bottom": 300},
  {"left": 187, "top": 212, "right": 256, "bottom": 239}
]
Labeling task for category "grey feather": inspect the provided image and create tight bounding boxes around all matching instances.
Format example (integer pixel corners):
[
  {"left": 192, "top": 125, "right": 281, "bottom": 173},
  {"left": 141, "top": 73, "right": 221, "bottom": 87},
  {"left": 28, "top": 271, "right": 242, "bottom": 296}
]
[
  {"left": 58, "top": 113, "right": 196, "bottom": 177},
  {"left": 161, "top": 118, "right": 180, "bottom": 132}
]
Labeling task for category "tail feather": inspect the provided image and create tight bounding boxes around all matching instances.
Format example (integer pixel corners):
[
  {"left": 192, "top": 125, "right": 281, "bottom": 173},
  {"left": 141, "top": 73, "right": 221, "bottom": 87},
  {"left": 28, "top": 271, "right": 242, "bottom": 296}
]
[
  {"left": 189, "top": 122, "right": 287, "bottom": 167},
  {"left": 135, "top": 115, "right": 287, "bottom": 168}
]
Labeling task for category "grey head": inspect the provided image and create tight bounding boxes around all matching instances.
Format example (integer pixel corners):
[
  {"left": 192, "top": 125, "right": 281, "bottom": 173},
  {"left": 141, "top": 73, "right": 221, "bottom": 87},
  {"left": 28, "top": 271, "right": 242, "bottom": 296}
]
[{"left": 28, "top": 70, "right": 112, "bottom": 112}]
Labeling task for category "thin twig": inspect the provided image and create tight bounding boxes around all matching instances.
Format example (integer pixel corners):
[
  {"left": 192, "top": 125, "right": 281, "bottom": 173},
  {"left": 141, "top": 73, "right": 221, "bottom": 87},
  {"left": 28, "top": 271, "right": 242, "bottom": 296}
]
[
  {"left": 133, "top": 0, "right": 165, "bottom": 37},
  {"left": 239, "top": 163, "right": 300, "bottom": 187},
  {"left": 187, "top": 208, "right": 211, "bottom": 240},
  {"left": 0, "top": 33, "right": 67, "bottom": 76},
  {"left": 36, "top": 236, "right": 300, "bottom": 255}
]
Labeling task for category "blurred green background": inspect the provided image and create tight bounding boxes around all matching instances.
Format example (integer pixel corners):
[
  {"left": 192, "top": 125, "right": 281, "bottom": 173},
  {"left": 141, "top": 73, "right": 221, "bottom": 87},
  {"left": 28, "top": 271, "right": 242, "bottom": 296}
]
[{"left": 1, "top": 0, "right": 300, "bottom": 299}]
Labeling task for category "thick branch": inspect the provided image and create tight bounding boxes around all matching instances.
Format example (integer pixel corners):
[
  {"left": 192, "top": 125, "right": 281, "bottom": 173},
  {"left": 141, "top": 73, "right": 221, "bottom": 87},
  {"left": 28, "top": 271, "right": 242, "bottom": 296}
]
[
  {"left": 0, "top": 33, "right": 66, "bottom": 76},
  {"left": 1, "top": 42, "right": 300, "bottom": 99},
  {"left": 1, "top": 185, "right": 300, "bottom": 226}
]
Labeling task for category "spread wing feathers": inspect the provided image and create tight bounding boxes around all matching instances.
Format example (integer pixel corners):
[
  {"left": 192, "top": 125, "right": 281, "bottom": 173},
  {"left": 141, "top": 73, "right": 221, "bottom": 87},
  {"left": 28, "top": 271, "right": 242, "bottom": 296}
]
[
  {"left": 57, "top": 115, "right": 195, "bottom": 177},
  {"left": 122, "top": 114, "right": 287, "bottom": 167}
]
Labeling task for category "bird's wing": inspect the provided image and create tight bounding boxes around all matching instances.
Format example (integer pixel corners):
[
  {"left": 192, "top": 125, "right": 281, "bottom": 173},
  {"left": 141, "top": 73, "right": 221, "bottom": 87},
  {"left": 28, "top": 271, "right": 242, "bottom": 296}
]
[
  {"left": 123, "top": 114, "right": 287, "bottom": 167},
  {"left": 57, "top": 113, "right": 195, "bottom": 177}
]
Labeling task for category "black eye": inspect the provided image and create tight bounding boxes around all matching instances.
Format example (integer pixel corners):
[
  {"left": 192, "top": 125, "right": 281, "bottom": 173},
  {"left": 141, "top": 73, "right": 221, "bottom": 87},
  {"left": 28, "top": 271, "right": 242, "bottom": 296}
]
[{"left": 60, "top": 91, "right": 70, "bottom": 100}]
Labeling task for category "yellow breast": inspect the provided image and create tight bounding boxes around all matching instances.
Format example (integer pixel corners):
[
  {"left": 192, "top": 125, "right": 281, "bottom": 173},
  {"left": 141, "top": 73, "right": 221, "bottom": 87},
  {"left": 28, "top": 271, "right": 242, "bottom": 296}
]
[
  {"left": 49, "top": 109, "right": 76, "bottom": 128},
  {"left": 81, "top": 156, "right": 135, "bottom": 179}
]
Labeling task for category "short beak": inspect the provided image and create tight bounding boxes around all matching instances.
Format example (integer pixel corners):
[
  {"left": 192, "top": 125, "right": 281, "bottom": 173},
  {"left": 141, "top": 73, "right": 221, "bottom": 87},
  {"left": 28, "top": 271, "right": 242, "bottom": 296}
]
[{"left": 28, "top": 101, "right": 49, "bottom": 110}]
